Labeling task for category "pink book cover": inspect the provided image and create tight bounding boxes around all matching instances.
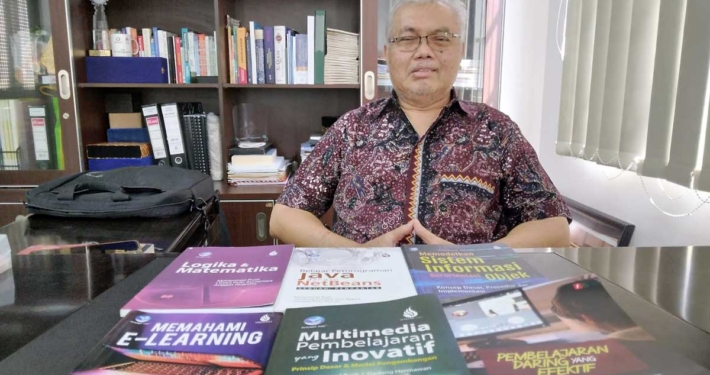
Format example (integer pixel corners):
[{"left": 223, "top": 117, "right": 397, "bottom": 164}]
[{"left": 121, "top": 245, "right": 294, "bottom": 316}]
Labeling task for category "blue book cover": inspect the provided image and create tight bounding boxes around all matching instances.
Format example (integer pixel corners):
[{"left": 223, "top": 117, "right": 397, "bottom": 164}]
[
  {"left": 72, "top": 311, "right": 282, "bottom": 374},
  {"left": 180, "top": 28, "right": 191, "bottom": 83},
  {"left": 401, "top": 244, "right": 547, "bottom": 302},
  {"left": 263, "top": 26, "right": 275, "bottom": 84},
  {"left": 151, "top": 27, "right": 159, "bottom": 58},
  {"left": 255, "top": 29, "right": 266, "bottom": 84},
  {"left": 107, "top": 128, "right": 150, "bottom": 143}
]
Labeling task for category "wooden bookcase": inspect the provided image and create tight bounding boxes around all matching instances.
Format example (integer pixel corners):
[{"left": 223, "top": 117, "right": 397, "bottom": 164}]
[{"left": 0, "top": 0, "right": 504, "bottom": 246}]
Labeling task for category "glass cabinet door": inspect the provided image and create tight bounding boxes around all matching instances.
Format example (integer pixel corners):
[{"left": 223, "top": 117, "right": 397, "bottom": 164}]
[
  {"left": 0, "top": 0, "right": 79, "bottom": 185},
  {"left": 362, "top": 0, "right": 500, "bottom": 106}
]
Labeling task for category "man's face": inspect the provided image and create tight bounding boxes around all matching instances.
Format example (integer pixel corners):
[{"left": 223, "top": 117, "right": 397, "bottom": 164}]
[{"left": 385, "top": 2, "right": 464, "bottom": 101}]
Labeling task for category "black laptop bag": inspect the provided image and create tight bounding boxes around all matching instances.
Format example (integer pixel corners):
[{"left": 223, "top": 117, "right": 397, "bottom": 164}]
[{"left": 25, "top": 166, "right": 215, "bottom": 218}]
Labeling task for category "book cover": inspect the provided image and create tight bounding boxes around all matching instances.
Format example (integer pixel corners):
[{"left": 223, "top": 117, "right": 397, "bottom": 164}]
[
  {"left": 314, "top": 10, "right": 326, "bottom": 85},
  {"left": 264, "top": 294, "right": 469, "bottom": 374},
  {"left": 307, "top": 16, "right": 315, "bottom": 84},
  {"left": 295, "top": 33, "right": 308, "bottom": 84},
  {"left": 255, "top": 29, "right": 266, "bottom": 84},
  {"left": 450, "top": 275, "right": 709, "bottom": 374},
  {"left": 274, "top": 26, "right": 286, "bottom": 84},
  {"left": 121, "top": 245, "right": 294, "bottom": 316},
  {"left": 273, "top": 247, "right": 417, "bottom": 312},
  {"left": 180, "top": 28, "right": 191, "bottom": 83},
  {"left": 72, "top": 310, "right": 282, "bottom": 375},
  {"left": 264, "top": 26, "right": 275, "bottom": 84},
  {"left": 238, "top": 27, "right": 248, "bottom": 84},
  {"left": 249, "top": 22, "right": 262, "bottom": 84},
  {"left": 402, "top": 244, "right": 547, "bottom": 302}
]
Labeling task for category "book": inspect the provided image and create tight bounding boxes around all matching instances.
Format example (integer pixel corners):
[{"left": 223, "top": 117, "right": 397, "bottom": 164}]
[
  {"left": 295, "top": 34, "right": 308, "bottom": 84},
  {"left": 237, "top": 27, "right": 248, "bottom": 84},
  {"left": 273, "top": 247, "right": 417, "bottom": 312},
  {"left": 264, "top": 26, "right": 275, "bottom": 84},
  {"left": 72, "top": 311, "right": 282, "bottom": 375},
  {"left": 249, "top": 22, "right": 262, "bottom": 84},
  {"left": 255, "top": 29, "right": 266, "bottom": 84},
  {"left": 231, "top": 148, "right": 277, "bottom": 166},
  {"left": 402, "top": 244, "right": 547, "bottom": 302},
  {"left": 264, "top": 294, "right": 469, "bottom": 374},
  {"left": 274, "top": 26, "right": 287, "bottom": 84},
  {"left": 307, "top": 16, "right": 315, "bottom": 84},
  {"left": 314, "top": 10, "right": 326, "bottom": 85},
  {"left": 86, "top": 142, "right": 151, "bottom": 159},
  {"left": 120, "top": 245, "right": 294, "bottom": 316},
  {"left": 452, "top": 275, "right": 709, "bottom": 374}
]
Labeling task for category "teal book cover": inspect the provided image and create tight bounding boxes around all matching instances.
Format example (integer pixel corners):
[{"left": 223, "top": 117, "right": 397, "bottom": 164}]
[
  {"left": 264, "top": 294, "right": 468, "bottom": 374},
  {"left": 402, "top": 244, "right": 547, "bottom": 302}
]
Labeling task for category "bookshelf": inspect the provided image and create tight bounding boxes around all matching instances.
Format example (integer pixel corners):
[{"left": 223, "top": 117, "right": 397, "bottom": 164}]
[{"left": 0, "top": 0, "right": 503, "bottom": 245}]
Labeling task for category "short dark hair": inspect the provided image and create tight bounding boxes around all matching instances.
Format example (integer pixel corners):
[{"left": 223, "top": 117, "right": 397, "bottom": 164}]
[{"left": 551, "top": 279, "right": 636, "bottom": 331}]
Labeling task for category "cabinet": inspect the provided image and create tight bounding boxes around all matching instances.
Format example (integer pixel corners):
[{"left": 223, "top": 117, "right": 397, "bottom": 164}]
[
  {"left": 0, "top": 0, "right": 503, "bottom": 244},
  {"left": 221, "top": 200, "right": 276, "bottom": 246}
]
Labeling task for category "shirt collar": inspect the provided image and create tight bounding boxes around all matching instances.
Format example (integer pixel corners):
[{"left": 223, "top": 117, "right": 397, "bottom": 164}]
[{"left": 375, "top": 88, "right": 476, "bottom": 118}]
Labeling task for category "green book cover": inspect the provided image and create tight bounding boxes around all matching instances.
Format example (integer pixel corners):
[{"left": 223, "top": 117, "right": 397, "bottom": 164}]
[
  {"left": 314, "top": 10, "right": 326, "bottom": 84},
  {"left": 264, "top": 294, "right": 468, "bottom": 374},
  {"left": 52, "top": 97, "right": 64, "bottom": 170}
]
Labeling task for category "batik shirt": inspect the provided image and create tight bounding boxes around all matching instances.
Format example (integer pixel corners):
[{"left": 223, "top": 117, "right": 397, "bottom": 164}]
[{"left": 277, "top": 90, "right": 570, "bottom": 244}]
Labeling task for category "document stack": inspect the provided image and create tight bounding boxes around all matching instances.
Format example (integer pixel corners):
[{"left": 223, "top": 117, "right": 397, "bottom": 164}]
[
  {"left": 227, "top": 148, "right": 291, "bottom": 186},
  {"left": 324, "top": 28, "right": 359, "bottom": 84}
]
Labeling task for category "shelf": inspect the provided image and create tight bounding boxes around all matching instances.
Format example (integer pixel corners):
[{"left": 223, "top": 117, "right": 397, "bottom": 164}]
[
  {"left": 223, "top": 84, "right": 360, "bottom": 89},
  {"left": 77, "top": 83, "right": 219, "bottom": 89}
]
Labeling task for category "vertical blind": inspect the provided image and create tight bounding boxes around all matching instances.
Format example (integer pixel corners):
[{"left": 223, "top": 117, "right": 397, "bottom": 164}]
[
  {"left": 0, "top": 0, "right": 34, "bottom": 90},
  {"left": 557, "top": 0, "right": 710, "bottom": 192}
]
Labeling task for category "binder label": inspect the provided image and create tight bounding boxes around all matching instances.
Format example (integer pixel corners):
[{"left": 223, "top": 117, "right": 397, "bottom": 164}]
[
  {"left": 145, "top": 116, "right": 167, "bottom": 158},
  {"left": 31, "top": 118, "right": 50, "bottom": 161}
]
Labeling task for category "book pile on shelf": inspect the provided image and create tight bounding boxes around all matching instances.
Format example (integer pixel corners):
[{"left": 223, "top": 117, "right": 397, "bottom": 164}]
[
  {"left": 226, "top": 11, "right": 359, "bottom": 85},
  {"left": 70, "top": 243, "right": 710, "bottom": 375},
  {"left": 0, "top": 98, "right": 62, "bottom": 171},
  {"left": 94, "top": 27, "right": 218, "bottom": 84},
  {"left": 324, "top": 28, "right": 360, "bottom": 84},
  {"left": 227, "top": 142, "right": 292, "bottom": 186}
]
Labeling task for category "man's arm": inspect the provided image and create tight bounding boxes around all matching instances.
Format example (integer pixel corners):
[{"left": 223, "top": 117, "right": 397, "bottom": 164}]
[
  {"left": 270, "top": 204, "right": 359, "bottom": 247},
  {"left": 494, "top": 216, "right": 570, "bottom": 248}
]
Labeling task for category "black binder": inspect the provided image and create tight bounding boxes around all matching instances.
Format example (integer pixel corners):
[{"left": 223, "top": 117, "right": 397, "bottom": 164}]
[
  {"left": 158, "top": 103, "right": 189, "bottom": 168},
  {"left": 141, "top": 103, "right": 171, "bottom": 166}
]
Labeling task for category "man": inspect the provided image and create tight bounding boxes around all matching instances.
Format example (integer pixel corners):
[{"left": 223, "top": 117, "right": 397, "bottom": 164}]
[{"left": 271, "top": 0, "right": 570, "bottom": 247}]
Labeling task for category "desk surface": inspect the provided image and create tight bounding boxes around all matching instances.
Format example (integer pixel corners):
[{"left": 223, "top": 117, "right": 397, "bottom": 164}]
[
  {"left": 1, "top": 247, "right": 709, "bottom": 374},
  {"left": 0, "top": 209, "right": 209, "bottom": 254}
]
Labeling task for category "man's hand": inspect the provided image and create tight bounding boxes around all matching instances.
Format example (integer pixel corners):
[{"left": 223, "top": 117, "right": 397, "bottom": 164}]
[
  {"left": 364, "top": 221, "right": 414, "bottom": 247},
  {"left": 413, "top": 220, "right": 453, "bottom": 245}
]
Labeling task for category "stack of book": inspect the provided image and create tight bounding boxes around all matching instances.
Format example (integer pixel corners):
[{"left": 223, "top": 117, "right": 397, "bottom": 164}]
[
  {"left": 324, "top": 28, "right": 360, "bottom": 84},
  {"left": 97, "top": 27, "right": 218, "bottom": 84},
  {"left": 226, "top": 10, "right": 351, "bottom": 85},
  {"left": 227, "top": 144, "right": 291, "bottom": 185}
]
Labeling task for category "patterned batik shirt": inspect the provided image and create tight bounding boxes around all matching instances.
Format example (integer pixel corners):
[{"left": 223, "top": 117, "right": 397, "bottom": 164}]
[{"left": 277, "top": 90, "right": 571, "bottom": 245}]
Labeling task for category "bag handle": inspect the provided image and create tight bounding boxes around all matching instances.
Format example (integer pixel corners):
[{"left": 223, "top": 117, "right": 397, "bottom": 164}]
[{"left": 57, "top": 181, "right": 131, "bottom": 202}]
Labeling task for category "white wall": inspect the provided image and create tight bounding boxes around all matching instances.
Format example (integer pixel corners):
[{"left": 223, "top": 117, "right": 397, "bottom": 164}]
[{"left": 501, "top": 0, "right": 710, "bottom": 247}]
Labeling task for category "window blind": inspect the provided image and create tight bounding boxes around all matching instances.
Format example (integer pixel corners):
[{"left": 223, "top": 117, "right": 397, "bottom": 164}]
[
  {"left": 557, "top": 0, "right": 710, "bottom": 192},
  {"left": 0, "top": 0, "right": 34, "bottom": 90}
]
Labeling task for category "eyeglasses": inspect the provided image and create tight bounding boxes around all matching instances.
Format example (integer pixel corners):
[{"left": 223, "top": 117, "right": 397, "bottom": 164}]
[{"left": 388, "top": 32, "right": 462, "bottom": 52}]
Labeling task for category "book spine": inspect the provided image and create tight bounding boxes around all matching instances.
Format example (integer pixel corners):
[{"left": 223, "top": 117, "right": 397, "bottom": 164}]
[
  {"left": 142, "top": 28, "right": 152, "bottom": 57},
  {"left": 295, "top": 34, "right": 308, "bottom": 84},
  {"left": 228, "top": 26, "right": 235, "bottom": 83},
  {"left": 174, "top": 36, "right": 183, "bottom": 84},
  {"left": 211, "top": 33, "right": 218, "bottom": 76},
  {"left": 126, "top": 27, "right": 139, "bottom": 57},
  {"left": 198, "top": 34, "right": 208, "bottom": 76},
  {"left": 181, "top": 28, "right": 191, "bottom": 84},
  {"left": 137, "top": 35, "right": 144, "bottom": 57},
  {"left": 255, "top": 29, "right": 266, "bottom": 84},
  {"left": 249, "top": 22, "right": 258, "bottom": 84},
  {"left": 314, "top": 10, "right": 326, "bottom": 85},
  {"left": 274, "top": 26, "right": 286, "bottom": 84},
  {"left": 51, "top": 97, "right": 64, "bottom": 169},
  {"left": 193, "top": 33, "right": 201, "bottom": 77},
  {"left": 246, "top": 31, "right": 252, "bottom": 84},
  {"left": 238, "top": 27, "right": 248, "bottom": 84},
  {"left": 205, "top": 36, "right": 212, "bottom": 76},
  {"left": 263, "top": 26, "right": 275, "bottom": 84},
  {"left": 307, "top": 16, "right": 315, "bottom": 84},
  {"left": 167, "top": 36, "right": 176, "bottom": 84}
]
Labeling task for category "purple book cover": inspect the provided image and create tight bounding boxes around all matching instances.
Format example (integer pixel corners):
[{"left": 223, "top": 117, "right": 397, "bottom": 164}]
[
  {"left": 121, "top": 245, "right": 294, "bottom": 316},
  {"left": 73, "top": 310, "right": 281, "bottom": 374}
]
